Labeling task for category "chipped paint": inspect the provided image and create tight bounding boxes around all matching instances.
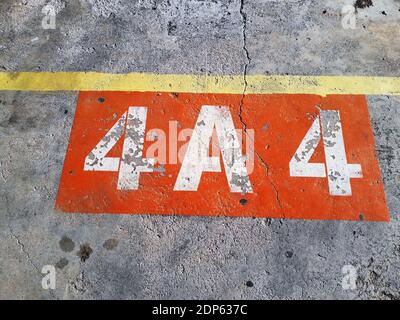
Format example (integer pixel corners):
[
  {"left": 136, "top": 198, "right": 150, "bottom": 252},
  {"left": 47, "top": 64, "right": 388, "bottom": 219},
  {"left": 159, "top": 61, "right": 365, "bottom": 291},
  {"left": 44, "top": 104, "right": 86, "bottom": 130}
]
[
  {"left": 56, "top": 91, "right": 389, "bottom": 221},
  {"left": 0, "top": 72, "right": 400, "bottom": 96}
]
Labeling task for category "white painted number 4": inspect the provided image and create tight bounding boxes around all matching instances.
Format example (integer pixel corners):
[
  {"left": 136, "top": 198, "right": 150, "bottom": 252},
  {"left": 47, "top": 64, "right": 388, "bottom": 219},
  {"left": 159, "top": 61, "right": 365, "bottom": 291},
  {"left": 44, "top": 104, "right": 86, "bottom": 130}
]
[
  {"left": 84, "top": 106, "right": 155, "bottom": 190},
  {"left": 289, "top": 110, "right": 362, "bottom": 196}
]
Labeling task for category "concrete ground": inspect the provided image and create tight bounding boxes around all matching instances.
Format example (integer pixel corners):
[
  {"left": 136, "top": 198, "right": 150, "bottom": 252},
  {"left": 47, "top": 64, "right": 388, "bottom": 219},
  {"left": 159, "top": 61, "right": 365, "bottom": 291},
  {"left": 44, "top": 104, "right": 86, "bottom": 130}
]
[{"left": 0, "top": 0, "right": 399, "bottom": 299}]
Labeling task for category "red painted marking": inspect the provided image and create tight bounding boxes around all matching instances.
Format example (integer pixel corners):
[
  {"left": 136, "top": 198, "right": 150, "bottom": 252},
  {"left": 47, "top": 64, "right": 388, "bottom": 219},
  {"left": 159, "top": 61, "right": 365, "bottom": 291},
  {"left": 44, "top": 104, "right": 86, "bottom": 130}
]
[{"left": 55, "top": 92, "right": 389, "bottom": 221}]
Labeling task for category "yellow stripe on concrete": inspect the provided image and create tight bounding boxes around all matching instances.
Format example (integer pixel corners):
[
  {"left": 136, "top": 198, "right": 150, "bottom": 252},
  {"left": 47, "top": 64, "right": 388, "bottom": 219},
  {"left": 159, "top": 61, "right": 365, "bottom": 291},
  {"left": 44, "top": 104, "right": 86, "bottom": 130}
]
[{"left": 0, "top": 72, "right": 399, "bottom": 95}]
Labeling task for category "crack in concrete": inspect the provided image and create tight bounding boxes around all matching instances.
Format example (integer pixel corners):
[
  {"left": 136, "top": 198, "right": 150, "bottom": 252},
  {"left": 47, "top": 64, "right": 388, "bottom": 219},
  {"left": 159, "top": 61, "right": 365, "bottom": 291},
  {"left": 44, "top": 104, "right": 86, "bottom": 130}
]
[
  {"left": 68, "top": 271, "right": 89, "bottom": 295},
  {"left": 4, "top": 193, "right": 44, "bottom": 278},
  {"left": 238, "top": 1, "right": 282, "bottom": 212},
  {"left": 4, "top": 193, "right": 56, "bottom": 298},
  {"left": 238, "top": 0, "right": 249, "bottom": 134},
  {"left": 0, "top": 161, "right": 7, "bottom": 183},
  {"left": 9, "top": 231, "right": 41, "bottom": 274},
  {"left": 255, "top": 152, "right": 283, "bottom": 210}
]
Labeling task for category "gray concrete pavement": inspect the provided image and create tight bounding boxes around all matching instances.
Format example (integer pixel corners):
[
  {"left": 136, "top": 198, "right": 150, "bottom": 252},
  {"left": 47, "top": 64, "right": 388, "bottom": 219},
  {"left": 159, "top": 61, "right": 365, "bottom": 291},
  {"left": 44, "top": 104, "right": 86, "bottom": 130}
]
[{"left": 0, "top": 0, "right": 399, "bottom": 299}]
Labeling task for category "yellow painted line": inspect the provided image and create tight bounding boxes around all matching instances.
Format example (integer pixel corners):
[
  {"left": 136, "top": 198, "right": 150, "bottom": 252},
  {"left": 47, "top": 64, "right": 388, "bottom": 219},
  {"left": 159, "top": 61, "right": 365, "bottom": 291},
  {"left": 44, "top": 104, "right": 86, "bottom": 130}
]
[{"left": 0, "top": 72, "right": 399, "bottom": 95}]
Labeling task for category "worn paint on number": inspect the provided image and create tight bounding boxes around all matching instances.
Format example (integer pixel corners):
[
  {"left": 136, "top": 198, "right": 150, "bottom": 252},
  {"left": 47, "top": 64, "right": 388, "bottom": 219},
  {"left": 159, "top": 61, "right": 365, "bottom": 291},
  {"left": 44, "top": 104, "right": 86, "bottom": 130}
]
[{"left": 55, "top": 92, "right": 389, "bottom": 221}]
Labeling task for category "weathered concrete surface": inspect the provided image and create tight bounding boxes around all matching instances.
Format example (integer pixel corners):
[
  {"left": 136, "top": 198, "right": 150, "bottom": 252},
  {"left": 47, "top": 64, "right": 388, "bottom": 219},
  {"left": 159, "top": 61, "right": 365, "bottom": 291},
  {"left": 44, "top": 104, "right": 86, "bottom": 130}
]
[{"left": 0, "top": 0, "right": 399, "bottom": 299}]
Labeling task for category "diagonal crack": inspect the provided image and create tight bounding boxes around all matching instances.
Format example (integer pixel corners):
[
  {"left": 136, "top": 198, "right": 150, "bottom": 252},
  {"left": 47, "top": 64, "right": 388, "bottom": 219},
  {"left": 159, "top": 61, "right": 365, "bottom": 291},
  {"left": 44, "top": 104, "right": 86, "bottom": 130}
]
[
  {"left": 4, "top": 193, "right": 57, "bottom": 298},
  {"left": 9, "top": 231, "right": 41, "bottom": 274},
  {"left": 4, "top": 193, "right": 41, "bottom": 274}
]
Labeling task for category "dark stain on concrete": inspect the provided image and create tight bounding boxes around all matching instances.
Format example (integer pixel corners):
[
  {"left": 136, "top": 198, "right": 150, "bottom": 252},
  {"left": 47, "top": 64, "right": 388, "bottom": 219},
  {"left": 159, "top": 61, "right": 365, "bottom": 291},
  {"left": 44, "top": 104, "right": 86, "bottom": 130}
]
[
  {"left": 55, "top": 258, "right": 69, "bottom": 269},
  {"left": 77, "top": 243, "right": 93, "bottom": 262},
  {"left": 8, "top": 112, "right": 18, "bottom": 125},
  {"left": 59, "top": 236, "right": 75, "bottom": 252},
  {"left": 167, "top": 21, "right": 177, "bottom": 35},
  {"left": 169, "top": 239, "right": 191, "bottom": 265},
  {"left": 354, "top": 0, "right": 373, "bottom": 9},
  {"left": 103, "top": 238, "right": 118, "bottom": 250}
]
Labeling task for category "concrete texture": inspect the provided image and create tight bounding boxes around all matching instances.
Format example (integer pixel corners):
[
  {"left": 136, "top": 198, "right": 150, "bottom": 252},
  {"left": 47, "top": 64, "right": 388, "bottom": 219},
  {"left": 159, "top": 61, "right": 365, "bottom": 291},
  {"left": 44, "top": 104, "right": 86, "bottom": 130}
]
[{"left": 0, "top": 0, "right": 399, "bottom": 299}]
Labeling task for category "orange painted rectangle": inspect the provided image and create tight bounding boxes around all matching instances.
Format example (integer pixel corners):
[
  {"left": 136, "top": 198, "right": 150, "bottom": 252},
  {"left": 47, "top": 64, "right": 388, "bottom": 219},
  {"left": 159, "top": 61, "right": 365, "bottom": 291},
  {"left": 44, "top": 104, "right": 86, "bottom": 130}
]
[{"left": 55, "top": 91, "right": 389, "bottom": 221}]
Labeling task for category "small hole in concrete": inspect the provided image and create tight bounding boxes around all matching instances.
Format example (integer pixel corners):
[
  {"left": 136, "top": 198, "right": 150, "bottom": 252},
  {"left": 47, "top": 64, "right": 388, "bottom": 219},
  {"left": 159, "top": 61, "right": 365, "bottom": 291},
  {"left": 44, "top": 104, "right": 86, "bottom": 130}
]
[
  {"left": 359, "top": 213, "right": 365, "bottom": 221},
  {"left": 285, "top": 251, "right": 293, "bottom": 258},
  {"left": 98, "top": 97, "right": 105, "bottom": 103},
  {"left": 239, "top": 198, "right": 248, "bottom": 205},
  {"left": 246, "top": 281, "right": 254, "bottom": 287}
]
